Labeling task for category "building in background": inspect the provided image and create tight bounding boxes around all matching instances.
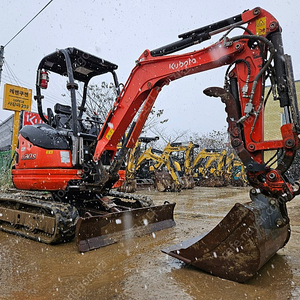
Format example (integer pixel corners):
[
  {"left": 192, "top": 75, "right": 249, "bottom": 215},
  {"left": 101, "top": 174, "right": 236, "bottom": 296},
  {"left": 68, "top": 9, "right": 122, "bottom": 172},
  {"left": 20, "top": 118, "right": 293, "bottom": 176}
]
[
  {"left": 264, "top": 81, "right": 300, "bottom": 140},
  {"left": 264, "top": 80, "right": 300, "bottom": 180},
  {"left": 0, "top": 114, "right": 13, "bottom": 151},
  {"left": 0, "top": 114, "right": 14, "bottom": 174}
]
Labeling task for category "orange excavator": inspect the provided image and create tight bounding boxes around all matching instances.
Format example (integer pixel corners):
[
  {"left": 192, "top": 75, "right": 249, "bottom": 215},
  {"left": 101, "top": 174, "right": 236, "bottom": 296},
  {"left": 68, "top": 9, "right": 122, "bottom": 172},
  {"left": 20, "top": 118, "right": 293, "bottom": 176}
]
[{"left": 3, "top": 7, "right": 300, "bottom": 282}]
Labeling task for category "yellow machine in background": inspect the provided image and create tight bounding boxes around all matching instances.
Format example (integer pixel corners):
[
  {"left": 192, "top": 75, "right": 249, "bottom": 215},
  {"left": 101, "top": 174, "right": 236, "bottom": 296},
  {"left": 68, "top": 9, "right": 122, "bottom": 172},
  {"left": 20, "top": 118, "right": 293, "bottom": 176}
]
[
  {"left": 155, "top": 142, "right": 198, "bottom": 189},
  {"left": 193, "top": 149, "right": 248, "bottom": 186},
  {"left": 136, "top": 147, "right": 183, "bottom": 192},
  {"left": 119, "top": 136, "right": 183, "bottom": 192},
  {"left": 120, "top": 141, "right": 248, "bottom": 191},
  {"left": 118, "top": 136, "right": 159, "bottom": 192}
]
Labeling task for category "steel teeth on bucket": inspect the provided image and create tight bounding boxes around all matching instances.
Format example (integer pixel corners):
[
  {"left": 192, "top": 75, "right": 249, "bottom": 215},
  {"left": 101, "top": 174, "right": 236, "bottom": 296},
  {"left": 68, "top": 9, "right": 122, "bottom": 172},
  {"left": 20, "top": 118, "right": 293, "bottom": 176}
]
[
  {"left": 76, "top": 202, "right": 176, "bottom": 252},
  {"left": 162, "top": 192, "right": 290, "bottom": 282}
]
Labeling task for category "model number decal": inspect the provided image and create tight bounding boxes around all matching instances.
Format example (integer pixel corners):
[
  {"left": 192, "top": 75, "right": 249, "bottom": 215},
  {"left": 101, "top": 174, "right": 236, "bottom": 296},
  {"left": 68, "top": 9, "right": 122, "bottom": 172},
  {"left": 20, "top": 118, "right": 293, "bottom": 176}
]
[
  {"left": 169, "top": 58, "right": 197, "bottom": 70},
  {"left": 21, "top": 153, "right": 37, "bottom": 160}
]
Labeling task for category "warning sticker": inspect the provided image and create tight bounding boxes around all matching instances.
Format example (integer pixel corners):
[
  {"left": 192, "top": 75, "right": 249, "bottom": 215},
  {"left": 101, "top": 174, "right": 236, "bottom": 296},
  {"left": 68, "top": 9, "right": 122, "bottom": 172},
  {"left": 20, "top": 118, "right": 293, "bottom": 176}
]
[
  {"left": 256, "top": 17, "right": 266, "bottom": 36},
  {"left": 106, "top": 128, "right": 114, "bottom": 140},
  {"left": 60, "top": 151, "right": 70, "bottom": 164}
]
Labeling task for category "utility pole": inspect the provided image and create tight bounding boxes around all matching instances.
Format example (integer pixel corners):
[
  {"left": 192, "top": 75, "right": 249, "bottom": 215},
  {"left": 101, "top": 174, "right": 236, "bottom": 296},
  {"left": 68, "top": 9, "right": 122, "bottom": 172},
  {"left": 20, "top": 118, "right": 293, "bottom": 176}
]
[{"left": 0, "top": 45, "right": 4, "bottom": 86}]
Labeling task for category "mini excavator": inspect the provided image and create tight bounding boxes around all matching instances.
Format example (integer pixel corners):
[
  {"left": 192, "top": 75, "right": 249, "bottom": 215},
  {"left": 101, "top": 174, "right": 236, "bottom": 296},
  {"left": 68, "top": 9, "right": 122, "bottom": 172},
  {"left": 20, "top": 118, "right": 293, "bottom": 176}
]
[
  {"left": 135, "top": 146, "right": 183, "bottom": 192},
  {"left": 2, "top": 7, "right": 300, "bottom": 282},
  {"left": 155, "top": 142, "right": 198, "bottom": 189},
  {"left": 118, "top": 136, "right": 160, "bottom": 192}
]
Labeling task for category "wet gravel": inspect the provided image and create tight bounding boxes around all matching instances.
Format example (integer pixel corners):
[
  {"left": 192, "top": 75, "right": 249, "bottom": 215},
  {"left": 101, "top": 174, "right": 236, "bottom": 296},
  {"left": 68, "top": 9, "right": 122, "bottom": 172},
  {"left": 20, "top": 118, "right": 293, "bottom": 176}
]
[{"left": 0, "top": 186, "right": 299, "bottom": 300}]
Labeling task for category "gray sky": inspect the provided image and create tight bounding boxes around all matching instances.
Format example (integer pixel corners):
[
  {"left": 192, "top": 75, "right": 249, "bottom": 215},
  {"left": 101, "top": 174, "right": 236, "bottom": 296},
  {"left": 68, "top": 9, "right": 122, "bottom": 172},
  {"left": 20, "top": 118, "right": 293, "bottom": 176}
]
[{"left": 0, "top": 0, "right": 299, "bottom": 135}]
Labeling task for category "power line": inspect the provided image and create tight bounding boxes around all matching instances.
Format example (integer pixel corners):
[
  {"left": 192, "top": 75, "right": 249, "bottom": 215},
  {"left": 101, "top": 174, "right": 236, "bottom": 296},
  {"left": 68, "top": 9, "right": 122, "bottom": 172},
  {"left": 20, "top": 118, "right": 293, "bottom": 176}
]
[
  {"left": 4, "top": 60, "right": 21, "bottom": 86},
  {"left": 0, "top": 65, "right": 69, "bottom": 112},
  {"left": 4, "top": 0, "right": 53, "bottom": 47}
]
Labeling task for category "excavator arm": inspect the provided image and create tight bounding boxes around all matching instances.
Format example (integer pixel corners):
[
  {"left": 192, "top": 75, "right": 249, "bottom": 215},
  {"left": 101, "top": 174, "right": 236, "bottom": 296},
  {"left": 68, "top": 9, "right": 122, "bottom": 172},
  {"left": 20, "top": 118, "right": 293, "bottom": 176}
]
[
  {"left": 93, "top": 7, "right": 299, "bottom": 202},
  {"left": 94, "top": 6, "right": 272, "bottom": 158},
  {"left": 87, "top": 8, "right": 300, "bottom": 281}
]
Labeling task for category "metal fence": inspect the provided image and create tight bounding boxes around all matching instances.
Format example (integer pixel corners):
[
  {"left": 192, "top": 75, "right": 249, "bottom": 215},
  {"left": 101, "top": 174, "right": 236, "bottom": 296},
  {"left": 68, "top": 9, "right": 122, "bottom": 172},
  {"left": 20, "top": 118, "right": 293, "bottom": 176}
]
[{"left": 0, "top": 150, "right": 12, "bottom": 175}]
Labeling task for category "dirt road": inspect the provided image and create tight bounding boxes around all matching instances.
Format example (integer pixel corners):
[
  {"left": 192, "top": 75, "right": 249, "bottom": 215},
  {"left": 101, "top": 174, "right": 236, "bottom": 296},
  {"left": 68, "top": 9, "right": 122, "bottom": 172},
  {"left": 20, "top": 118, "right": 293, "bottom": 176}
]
[{"left": 0, "top": 186, "right": 299, "bottom": 299}]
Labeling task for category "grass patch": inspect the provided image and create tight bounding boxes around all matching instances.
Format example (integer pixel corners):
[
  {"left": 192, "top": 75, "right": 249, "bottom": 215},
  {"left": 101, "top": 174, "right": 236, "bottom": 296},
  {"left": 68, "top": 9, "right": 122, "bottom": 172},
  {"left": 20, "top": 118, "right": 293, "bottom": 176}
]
[{"left": 0, "top": 169, "right": 13, "bottom": 191}]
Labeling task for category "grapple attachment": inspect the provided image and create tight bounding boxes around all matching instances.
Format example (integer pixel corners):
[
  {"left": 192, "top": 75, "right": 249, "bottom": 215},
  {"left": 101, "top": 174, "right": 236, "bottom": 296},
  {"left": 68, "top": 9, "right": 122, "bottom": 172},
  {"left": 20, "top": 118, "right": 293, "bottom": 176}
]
[
  {"left": 77, "top": 202, "right": 175, "bottom": 252},
  {"left": 162, "top": 192, "right": 290, "bottom": 282}
]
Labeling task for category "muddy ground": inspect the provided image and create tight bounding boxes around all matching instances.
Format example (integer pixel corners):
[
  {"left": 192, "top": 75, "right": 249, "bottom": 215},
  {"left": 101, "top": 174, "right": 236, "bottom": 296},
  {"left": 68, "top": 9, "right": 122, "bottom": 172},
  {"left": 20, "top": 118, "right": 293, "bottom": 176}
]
[{"left": 0, "top": 186, "right": 300, "bottom": 300}]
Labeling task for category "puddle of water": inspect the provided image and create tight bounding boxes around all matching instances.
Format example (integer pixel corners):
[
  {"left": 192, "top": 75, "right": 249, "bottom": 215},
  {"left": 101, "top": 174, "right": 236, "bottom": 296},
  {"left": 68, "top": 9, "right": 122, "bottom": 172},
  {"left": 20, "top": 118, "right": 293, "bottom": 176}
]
[{"left": 0, "top": 186, "right": 299, "bottom": 300}]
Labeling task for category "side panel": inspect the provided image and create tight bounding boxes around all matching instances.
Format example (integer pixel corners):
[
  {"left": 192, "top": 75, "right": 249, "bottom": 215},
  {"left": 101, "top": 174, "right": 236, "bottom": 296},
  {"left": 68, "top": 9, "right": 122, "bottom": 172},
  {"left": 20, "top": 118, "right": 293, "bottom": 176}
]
[
  {"left": 13, "top": 135, "right": 81, "bottom": 191},
  {"left": 12, "top": 168, "right": 82, "bottom": 190},
  {"left": 15, "top": 135, "right": 73, "bottom": 169}
]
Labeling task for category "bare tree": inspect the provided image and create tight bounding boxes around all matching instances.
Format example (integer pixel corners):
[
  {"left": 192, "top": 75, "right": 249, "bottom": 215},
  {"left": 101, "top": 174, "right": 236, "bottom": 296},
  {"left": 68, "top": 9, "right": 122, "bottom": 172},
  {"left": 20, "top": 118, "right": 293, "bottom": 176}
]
[
  {"left": 147, "top": 126, "right": 190, "bottom": 149},
  {"left": 80, "top": 82, "right": 168, "bottom": 134},
  {"left": 84, "top": 82, "right": 117, "bottom": 123},
  {"left": 191, "top": 129, "right": 231, "bottom": 151}
]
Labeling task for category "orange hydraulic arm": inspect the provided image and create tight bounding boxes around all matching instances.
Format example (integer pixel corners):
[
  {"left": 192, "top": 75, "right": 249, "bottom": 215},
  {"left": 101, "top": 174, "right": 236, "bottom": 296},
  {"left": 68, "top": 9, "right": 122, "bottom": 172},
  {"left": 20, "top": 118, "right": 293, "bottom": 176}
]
[
  {"left": 94, "top": 7, "right": 300, "bottom": 200},
  {"left": 94, "top": 8, "right": 271, "bottom": 160}
]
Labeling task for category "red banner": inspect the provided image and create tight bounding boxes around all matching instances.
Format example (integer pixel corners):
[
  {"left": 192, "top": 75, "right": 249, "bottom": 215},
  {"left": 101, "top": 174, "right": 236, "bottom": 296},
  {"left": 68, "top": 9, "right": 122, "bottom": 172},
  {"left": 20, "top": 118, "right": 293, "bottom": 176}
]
[{"left": 23, "top": 111, "right": 45, "bottom": 126}]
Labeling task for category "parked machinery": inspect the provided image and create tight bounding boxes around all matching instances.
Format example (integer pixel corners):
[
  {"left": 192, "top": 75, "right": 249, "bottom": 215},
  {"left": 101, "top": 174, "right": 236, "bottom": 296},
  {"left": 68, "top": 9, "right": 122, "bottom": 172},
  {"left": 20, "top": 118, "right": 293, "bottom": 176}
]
[
  {"left": 156, "top": 142, "right": 199, "bottom": 189},
  {"left": 135, "top": 147, "right": 183, "bottom": 192},
  {"left": 118, "top": 136, "right": 159, "bottom": 192},
  {"left": 193, "top": 149, "right": 226, "bottom": 186},
  {"left": 224, "top": 152, "right": 248, "bottom": 186}
]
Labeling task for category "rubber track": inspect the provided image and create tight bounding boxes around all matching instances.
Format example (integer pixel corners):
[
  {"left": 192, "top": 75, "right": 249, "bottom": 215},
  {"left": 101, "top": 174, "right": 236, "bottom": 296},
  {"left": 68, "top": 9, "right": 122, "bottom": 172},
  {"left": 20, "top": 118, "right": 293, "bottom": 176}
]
[{"left": 0, "top": 190, "right": 79, "bottom": 244}]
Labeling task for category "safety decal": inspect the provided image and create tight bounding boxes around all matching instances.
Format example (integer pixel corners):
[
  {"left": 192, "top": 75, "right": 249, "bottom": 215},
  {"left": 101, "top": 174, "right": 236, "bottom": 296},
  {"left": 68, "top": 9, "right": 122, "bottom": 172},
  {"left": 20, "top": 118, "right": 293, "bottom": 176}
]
[
  {"left": 256, "top": 17, "right": 266, "bottom": 36},
  {"left": 106, "top": 128, "right": 114, "bottom": 140}
]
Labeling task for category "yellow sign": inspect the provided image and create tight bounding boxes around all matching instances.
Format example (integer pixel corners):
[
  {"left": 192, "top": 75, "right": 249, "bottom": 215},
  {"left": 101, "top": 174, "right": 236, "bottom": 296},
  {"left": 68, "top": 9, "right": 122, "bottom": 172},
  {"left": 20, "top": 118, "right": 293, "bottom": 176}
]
[
  {"left": 3, "top": 83, "right": 32, "bottom": 111},
  {"left": 256, "top": 17, "right": 266, "bottom": 36},
  {"left": 11, "top": 111, "right": 20, "bottom": 153},
  {"left": 106, "top": 128, "right": 114, "bottom": 140}
]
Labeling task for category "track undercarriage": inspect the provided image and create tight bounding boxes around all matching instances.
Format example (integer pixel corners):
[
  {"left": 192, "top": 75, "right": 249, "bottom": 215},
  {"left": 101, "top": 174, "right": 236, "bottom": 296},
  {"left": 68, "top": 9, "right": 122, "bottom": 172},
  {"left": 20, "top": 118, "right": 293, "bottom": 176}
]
[
  {"left": 0, "top": 190, "right": 78, "bottom": 244},
  {"left": 0, "top": 189, "right": 175, "bottom": 251}
]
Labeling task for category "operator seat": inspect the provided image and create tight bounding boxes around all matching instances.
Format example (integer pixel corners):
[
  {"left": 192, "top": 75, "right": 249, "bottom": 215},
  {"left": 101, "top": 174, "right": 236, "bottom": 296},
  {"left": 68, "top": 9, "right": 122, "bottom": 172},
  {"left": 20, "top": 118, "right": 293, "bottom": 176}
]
[{"left": 54, "top": 103, "right": 72, "bottom": 129}]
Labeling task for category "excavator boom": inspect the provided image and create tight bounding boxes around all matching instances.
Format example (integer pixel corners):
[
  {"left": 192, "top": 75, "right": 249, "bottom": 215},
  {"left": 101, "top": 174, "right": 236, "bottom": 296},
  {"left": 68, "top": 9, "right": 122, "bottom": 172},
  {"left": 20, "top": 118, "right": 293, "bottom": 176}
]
[{"left": 93, "top": 8, "right": 273, "bottom": 162}]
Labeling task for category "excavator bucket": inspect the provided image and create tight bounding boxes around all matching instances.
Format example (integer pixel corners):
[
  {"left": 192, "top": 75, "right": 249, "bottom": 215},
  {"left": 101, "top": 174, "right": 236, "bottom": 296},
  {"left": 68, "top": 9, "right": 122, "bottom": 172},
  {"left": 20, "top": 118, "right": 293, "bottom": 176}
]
[
  {"left": 162, "top": 192, "right": 290, "bottom": 282},
  {"left": 154, "top": 170, "right": 181, "bottom": 192},
  {"left": 181, "top": 175, "right": 195, "bottom": 189},
  {"left": 77, "top": 202, "right": 176, "bottom": 252}
]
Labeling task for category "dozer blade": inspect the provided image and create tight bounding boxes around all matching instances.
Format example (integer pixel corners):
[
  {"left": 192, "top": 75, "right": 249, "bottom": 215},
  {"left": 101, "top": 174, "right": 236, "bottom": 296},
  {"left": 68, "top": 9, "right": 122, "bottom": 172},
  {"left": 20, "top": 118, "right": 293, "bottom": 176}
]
[
  {"left": 162, "top": 192, "right": 290, "bottom": 282},
  {"left": 76, "top": 202, "right": 176, "bottom": 252}
]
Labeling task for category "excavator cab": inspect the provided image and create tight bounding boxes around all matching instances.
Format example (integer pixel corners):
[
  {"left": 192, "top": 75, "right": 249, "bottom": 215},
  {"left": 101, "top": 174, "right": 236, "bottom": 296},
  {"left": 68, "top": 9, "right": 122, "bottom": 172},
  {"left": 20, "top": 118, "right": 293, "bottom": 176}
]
[
  {"left": 35, "top": 47, "right": 119, "bottom": 157},
  {"left": 13, "top": 48, "right": 121, "bottom": 191}
]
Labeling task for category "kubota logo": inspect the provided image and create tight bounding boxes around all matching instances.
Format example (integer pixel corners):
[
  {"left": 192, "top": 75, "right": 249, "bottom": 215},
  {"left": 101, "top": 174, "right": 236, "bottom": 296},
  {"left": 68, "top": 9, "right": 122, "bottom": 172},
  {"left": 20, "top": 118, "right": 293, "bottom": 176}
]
[
  {"left": 169, "top": 58, "right": 197, "bottom": 70},
  {"left": 21, "top": 153, "right": 37, "bottom": 160}
]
